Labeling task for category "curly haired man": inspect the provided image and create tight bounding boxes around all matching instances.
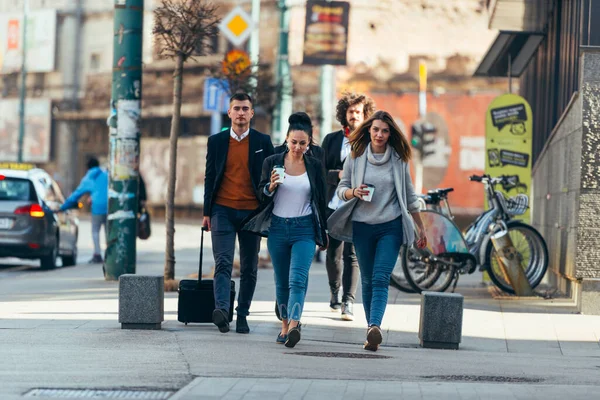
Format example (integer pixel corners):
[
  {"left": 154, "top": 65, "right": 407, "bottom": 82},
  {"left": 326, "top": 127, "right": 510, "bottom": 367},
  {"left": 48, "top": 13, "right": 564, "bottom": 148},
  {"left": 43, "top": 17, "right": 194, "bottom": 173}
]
[{"left": 321, "top": 92, "right": 375, "bottom": 320}]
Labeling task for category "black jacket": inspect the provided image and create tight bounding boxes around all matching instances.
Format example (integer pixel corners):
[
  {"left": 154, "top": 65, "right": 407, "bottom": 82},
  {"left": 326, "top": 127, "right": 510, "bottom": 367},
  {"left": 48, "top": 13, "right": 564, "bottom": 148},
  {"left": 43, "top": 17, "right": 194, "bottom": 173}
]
[
  {"left": 242, "top": 152, "right": 329, "bottom": 247},
  {"left": 321, "top": 130, "right": 347, "bottom": 207},
  {"left": 274, "top": 143, "right": 325, "bottom": 161},
  {"left": 203, "top": 129, "right": 275, "bottom": 216}
]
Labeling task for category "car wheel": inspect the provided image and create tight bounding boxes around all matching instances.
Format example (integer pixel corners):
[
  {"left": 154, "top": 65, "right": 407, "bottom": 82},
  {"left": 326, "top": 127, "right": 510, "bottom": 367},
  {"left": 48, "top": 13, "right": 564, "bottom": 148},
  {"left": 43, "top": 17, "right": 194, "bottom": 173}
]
[
  {"left": 62, "top": 246, "right": 77, "bottom": 267},
  {"left": 40, "top": 245, "right": 58, "bottom": 270}
]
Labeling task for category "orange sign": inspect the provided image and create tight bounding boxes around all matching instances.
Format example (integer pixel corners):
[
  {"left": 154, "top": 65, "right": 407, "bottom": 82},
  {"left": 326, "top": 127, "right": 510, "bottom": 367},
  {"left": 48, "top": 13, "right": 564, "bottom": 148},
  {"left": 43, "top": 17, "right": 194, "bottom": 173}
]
[
  {"left": 222, "top": 49, "right": 251, "bottom": 78},
  {"left": 7, "top": 20, "right": 19, "bottom": 50}
]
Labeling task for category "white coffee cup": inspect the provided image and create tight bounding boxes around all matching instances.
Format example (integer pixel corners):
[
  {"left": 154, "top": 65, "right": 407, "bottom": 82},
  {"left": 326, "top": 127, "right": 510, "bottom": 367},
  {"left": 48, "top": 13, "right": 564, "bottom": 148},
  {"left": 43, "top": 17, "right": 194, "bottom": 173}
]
[
  {"left": 363, "top": 184, "right": 375, "bottom": 202},
  {"left": 273, "top": 165, "right": 285, "bottom": 184}
]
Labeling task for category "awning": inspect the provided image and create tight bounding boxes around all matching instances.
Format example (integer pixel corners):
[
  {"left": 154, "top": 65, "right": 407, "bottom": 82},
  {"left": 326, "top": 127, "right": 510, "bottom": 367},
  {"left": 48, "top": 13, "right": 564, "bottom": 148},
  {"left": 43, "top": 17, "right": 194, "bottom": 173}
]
[{"left": 473, "top": 30, "right": 545, "bottom": 77}]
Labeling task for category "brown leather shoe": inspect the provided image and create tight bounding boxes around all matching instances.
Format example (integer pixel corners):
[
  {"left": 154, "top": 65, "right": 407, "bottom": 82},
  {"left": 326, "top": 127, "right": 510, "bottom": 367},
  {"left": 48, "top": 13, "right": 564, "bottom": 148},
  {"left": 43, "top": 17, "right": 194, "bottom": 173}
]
[{"left": 363, "top": 325, "right": 382, "bottom": 351}]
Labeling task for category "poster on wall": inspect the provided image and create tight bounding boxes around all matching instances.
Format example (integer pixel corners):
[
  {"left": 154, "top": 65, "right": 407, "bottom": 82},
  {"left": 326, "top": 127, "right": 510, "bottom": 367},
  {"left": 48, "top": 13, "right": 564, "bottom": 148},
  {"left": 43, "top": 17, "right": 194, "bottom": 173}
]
[
  {"left": 0, "top": 9, "right": 57, "bottom": 73},
  {"left": 302, "top": 1, "right": 350, "bottom": 66},
  {"left": 485, "top": 93, "right": 533, "bottom": 222},
  {"left": 0, "top": 99, "right": 52, "bottom": 163}
]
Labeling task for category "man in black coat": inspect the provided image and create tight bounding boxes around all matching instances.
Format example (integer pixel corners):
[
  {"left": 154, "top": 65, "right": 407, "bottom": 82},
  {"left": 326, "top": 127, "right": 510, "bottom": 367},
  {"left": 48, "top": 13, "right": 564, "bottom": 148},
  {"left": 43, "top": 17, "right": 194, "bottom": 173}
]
[
  {"left": 203, "top": 92, "right": 275, "bottom": 334},
  {"left": 321, "top": 92, "right": 375, "bottom": 321}
]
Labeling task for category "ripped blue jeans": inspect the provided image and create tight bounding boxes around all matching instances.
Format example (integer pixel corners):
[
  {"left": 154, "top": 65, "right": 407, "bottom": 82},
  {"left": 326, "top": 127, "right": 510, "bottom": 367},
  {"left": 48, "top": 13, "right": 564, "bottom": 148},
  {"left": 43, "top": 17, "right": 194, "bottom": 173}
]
[{"left": 267, "top": 215, "right": 316, "bottom": 321}]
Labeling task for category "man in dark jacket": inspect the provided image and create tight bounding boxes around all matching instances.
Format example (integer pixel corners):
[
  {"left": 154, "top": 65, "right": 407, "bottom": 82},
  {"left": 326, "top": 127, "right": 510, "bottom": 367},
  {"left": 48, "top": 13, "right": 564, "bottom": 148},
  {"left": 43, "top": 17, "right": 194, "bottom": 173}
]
[
  {"left": 203, "top": 92, "right": 275, "bottom": 334},
  {"left": 321, "top": 92, "right": 375, "bottom": 321}
]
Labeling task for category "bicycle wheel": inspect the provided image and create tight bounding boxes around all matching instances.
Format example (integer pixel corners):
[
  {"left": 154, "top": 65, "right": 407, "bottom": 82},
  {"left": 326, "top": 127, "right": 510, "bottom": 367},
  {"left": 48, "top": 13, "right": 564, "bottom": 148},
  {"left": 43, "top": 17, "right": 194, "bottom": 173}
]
[
  {"left": 390, "top": 245, "right": 416, "bottom": 293},
  {"left": 401, "top": 244, "right": 456, "bottom": 293},
  {"left": 484, "top": 221, "right": 549, "bottom": 294}
]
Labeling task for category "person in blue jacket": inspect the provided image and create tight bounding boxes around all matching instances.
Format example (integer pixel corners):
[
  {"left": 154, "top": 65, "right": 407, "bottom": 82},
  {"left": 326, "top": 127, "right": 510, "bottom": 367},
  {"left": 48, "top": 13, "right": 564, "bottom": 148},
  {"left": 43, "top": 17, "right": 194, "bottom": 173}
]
[{"left": 60, "top": 157, "right": 108, "bottom": 264}]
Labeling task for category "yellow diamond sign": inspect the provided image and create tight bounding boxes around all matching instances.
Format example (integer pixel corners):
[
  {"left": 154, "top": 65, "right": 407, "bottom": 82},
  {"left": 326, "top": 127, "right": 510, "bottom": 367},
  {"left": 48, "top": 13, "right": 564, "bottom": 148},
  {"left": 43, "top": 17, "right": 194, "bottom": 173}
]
[{"left": 219, "top": 6, "right": 254, "bottom": 47}]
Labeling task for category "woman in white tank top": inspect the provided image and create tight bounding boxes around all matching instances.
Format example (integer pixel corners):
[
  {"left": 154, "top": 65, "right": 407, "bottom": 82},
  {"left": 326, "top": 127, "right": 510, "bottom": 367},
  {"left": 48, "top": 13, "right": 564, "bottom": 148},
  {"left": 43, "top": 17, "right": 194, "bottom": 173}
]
[{"left": 242, "top": 112, "right": 328, "bottom": 349}]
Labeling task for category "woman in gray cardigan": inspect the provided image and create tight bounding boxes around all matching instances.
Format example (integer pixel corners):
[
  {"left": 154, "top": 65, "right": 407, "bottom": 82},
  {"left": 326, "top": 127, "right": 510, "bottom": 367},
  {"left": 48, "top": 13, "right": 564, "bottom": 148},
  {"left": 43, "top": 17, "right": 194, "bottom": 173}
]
[{"left": 327, "top": 110, "right": 427, "bottom": 352}]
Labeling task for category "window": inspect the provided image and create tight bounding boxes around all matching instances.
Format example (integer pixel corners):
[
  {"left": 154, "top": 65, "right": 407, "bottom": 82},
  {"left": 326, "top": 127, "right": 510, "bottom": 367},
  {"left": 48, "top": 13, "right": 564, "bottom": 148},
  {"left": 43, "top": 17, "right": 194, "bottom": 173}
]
[
  {"left": 0, "top": 178, "right": 36, "bottom": 202},
  {"left": 90, "top": 53, "right": 101, "bottom": 72}
]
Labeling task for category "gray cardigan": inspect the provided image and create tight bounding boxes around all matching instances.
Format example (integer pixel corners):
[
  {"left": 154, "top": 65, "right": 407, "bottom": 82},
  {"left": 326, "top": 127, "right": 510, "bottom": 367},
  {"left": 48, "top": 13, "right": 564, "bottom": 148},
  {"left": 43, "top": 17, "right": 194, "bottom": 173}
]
[{"left": 327, "top": 146, "right": 421, "bottom": 244}]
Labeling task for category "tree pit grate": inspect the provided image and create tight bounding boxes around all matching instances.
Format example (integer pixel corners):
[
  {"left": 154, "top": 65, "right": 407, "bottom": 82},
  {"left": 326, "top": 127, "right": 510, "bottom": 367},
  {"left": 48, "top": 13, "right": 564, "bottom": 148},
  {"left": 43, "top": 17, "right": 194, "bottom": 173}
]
[
  {"left": 24, "top": 388, "right": 175, "bottom": 399},
  {"left": 421, "top": 375, "right": 544, "bottom": 383},
  {"left": 288, "top": 351, "right": 391, "bottom": 359}
]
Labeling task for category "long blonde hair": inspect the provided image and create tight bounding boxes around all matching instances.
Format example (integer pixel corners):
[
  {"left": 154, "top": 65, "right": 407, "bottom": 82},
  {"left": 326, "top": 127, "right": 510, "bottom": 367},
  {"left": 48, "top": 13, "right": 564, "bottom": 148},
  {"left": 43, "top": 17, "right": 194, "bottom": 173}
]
[{"left": 349, "top": 110, "right": 412, "bottom": 162}]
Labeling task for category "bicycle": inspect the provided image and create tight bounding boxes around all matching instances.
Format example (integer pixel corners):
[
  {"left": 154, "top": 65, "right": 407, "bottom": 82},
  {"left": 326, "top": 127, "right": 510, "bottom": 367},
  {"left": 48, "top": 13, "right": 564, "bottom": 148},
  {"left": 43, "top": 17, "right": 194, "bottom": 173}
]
[{"left": 393, "top": 174, "right": 548, "bottom": 294}]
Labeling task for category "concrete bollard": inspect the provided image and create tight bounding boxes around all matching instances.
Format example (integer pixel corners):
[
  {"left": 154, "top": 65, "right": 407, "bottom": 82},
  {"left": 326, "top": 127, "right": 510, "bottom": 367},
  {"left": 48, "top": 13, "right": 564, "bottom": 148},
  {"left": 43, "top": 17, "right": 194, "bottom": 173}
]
[
  {"left": 118, "top": 275, "right": 164, "bottom": 330},
  {"left": 419, "top": 291, "right": 463, "bottom": 350}
]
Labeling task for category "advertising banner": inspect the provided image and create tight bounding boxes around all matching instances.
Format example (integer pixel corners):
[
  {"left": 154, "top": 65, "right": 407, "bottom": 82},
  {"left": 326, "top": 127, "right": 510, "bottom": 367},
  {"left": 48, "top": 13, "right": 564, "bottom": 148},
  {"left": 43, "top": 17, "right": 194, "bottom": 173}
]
[
  {"left": 0, "top": 99, "right": 52, "bottom": 163},
  {"left": 0, "top": 9, "right": 57, "bottom": 73},
  {"left": 485, "top": 93, "right": 533, "bottom": 222},
  {"left": 302, "top": 1, "right": 350, "bottom": 66}
]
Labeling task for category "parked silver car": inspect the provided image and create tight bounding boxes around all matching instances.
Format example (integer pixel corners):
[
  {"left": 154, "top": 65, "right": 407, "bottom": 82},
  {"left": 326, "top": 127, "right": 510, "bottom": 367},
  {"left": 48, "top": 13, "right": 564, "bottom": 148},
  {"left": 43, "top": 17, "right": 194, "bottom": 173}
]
[{"left": 0, "top": 163, "right": 79, "bottom": 269}]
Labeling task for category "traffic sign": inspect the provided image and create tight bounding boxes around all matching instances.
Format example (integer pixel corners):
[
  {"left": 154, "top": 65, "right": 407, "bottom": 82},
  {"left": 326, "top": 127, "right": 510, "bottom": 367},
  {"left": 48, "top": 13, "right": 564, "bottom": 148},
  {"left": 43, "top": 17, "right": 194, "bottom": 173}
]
[
  {"left": 203, "top": 78, "right": 229, "bottom": 113},
  {"left": 219, "top": 6, "right": 254, "bottom": 47}
]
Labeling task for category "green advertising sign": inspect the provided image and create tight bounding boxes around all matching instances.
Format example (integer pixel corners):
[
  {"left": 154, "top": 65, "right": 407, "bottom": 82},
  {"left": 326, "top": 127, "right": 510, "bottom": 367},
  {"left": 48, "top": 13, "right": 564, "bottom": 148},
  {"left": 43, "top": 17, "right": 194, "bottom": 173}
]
[{"left": 485, "top": 93, "right": 533, "bottom": 223}]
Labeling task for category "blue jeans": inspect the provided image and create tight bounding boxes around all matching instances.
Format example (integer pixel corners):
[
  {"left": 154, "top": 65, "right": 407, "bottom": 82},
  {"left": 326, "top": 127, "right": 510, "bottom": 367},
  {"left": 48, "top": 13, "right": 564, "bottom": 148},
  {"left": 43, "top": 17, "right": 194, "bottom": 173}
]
[
  {"left": 352, "top": 217, "right": 403, "bottom": 327},
  {"left": 267, "top": 215, "right": 316, "bottom": 321},
  {"left": 211, "top": 204, "right": 260, "bottom": 317}
]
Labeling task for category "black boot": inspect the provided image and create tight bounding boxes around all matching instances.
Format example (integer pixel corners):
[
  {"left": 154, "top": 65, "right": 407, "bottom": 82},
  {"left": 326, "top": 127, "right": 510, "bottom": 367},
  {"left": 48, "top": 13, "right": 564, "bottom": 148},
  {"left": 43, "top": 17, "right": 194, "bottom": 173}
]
[
  {"left": 330, "top": 291, "right": 341, "bottom": 311},
  {"left": 236, "top": 316, "right": 250, "bottom": 334},
  {"left": 212, "top": 309, "right": 230, "bottom": 333}
]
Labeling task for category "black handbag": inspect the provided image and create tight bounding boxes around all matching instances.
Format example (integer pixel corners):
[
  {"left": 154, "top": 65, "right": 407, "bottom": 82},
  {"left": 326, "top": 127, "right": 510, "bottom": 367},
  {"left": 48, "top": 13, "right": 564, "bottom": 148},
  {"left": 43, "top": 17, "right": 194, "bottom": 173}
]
[{"left": 137, "top": 208, "right": 151, "bottom": 240}]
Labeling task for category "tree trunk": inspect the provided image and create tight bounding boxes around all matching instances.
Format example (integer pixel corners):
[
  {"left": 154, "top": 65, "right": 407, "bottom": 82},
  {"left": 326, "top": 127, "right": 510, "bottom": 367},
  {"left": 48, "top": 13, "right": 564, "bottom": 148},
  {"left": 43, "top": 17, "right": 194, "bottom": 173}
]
[{"left": 164, "top": 54, "right": 184, "bottom": 282}]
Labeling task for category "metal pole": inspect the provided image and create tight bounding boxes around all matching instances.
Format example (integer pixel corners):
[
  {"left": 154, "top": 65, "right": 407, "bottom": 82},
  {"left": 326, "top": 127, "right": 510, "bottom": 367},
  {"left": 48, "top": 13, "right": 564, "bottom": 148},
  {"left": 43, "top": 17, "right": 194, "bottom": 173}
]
[
  {"left": 249, "top": 0, "right": 260, "bottom": 78},
  {"left": 17, "top": 0, "right": 28, "bottom": 163},
  {"left": 319, "top": 66, "right": 334, "bottom": 141},
  {"left": 104, "top": 0, "right": 144, "bottom": 280},
  {"left": 491, "top": 226, "right": 534, "bottom": 296},
  {"left": 508, "top": 54, "right": 512, "bottom": 94},
  {"left": 319, "top": 0, "right": 335, "bottom": 141},
  {"left": 415, "top": 61, "right": 427, "bottom": 194},
  {"left": 272, "top": 0, "right": 292, "bottom": 145}
]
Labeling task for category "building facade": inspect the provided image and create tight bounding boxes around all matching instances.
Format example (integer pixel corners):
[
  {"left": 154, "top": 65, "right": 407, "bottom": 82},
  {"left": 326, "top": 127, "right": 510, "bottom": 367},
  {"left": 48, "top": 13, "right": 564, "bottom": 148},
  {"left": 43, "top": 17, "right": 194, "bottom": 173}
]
[
  {"left": 481, "top": 0, "right": 600, "bottom": 313},
  {"left": 0, "top": 0, "right": 502, "bottom": 220}
]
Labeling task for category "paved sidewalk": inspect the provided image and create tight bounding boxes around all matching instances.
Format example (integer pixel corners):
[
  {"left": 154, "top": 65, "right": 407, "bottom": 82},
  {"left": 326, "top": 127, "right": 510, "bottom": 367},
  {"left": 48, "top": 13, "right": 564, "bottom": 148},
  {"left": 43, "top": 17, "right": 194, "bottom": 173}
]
[
  {"left": 1, "top": 219, "right": 600, "bottom": 399},
  {"left": 172, "top": 378, "right": 600, "bottom": 400}
]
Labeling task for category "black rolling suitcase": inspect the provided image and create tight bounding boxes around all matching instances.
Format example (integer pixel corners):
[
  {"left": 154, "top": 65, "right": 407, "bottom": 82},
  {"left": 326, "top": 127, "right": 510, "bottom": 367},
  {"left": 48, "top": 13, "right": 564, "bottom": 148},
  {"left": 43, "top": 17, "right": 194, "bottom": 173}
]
[{"left": 177, "top": 227, "right": 235, "bottom": 324}]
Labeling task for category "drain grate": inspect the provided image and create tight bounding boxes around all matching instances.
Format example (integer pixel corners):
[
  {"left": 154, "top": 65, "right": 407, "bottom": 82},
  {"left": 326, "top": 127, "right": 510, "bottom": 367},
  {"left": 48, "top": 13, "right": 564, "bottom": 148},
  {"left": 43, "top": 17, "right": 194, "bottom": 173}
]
[
  {"left": 288, "top": 351, "right": 391, "bottom": 359},
  {"left": 24, "top": 388, "right": 175, "bottom": 399},
  {"left": 421, "top": 375, "right": 543, "bottom": 383}
]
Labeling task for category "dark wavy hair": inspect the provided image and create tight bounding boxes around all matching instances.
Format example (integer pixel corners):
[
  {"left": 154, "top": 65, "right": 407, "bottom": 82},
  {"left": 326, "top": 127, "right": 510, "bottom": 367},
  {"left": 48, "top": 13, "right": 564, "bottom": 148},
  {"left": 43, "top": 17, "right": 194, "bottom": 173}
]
[
  {"left": 287, "top": 112, "right": 316, "bottom": 145},
  {"left": 349, "top": 110, "right": 412, "bottom": 162},
  {"left": 335, "top": 92, "right": 375, "bottom": 128}
]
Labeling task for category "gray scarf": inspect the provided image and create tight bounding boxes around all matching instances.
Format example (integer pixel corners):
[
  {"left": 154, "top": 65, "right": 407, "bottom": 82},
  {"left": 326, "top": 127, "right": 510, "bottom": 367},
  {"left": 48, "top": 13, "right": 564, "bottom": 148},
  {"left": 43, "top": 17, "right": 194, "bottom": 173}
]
[{"left": 367, "top": 144, "right": 392, "bottom": 165}]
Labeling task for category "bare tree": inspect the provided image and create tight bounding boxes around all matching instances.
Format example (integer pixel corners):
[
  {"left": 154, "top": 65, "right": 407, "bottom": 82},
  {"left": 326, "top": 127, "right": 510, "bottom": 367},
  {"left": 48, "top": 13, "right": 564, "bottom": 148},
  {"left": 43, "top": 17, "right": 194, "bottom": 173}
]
[
  {"left": 212, "top": 57, "right": 283, "bottom": 117},
  {"left": 153, "top": 0, "right": 220, "bottom": 290}
]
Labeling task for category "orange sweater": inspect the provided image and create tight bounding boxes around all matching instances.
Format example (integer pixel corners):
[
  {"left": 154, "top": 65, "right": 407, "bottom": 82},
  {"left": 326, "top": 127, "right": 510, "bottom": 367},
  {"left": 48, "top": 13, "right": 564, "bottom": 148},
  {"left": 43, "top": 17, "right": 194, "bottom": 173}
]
[{"left": 215, "top": 136, "right": 259, "bottom": 210}]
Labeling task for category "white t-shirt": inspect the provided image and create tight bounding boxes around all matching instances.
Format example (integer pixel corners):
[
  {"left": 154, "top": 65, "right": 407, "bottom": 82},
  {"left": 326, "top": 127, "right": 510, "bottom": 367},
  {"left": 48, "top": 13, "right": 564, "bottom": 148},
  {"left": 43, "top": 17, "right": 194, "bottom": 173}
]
[
  {"left": 273, "top": 172, "right": 313, "bottom": 218},
  {"left": 328, "top": 135, "right": 351, "bottom": 210}
]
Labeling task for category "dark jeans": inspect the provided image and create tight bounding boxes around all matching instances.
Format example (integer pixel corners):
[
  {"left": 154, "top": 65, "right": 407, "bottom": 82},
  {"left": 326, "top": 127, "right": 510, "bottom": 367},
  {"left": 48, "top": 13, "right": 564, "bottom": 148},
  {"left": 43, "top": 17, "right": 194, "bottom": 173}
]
[
  {"left": 352, "top": 217, "right": 403, "bottom": 327},
  {"left": 267, "top": 215, "right": 316, "bottom": 321},
  {"left": 210, "top": 204, "right": 260, "bottom": 317},
  {"left": 325, "top": 209, "right": 359, "bottom": 302}
]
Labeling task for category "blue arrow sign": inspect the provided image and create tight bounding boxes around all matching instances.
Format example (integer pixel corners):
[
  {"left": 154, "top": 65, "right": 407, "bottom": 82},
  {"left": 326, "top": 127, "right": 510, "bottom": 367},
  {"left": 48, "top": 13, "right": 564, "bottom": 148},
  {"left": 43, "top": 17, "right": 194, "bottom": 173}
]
[{"left": 203, "top": 78, "right": 230, "bottom": 113}]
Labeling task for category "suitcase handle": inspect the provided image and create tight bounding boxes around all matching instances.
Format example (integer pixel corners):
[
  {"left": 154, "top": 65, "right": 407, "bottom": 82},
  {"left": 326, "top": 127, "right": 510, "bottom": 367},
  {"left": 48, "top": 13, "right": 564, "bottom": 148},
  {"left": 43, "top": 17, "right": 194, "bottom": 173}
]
[{"left": 197, "top": 226, "right": 207, "bottom": 288}]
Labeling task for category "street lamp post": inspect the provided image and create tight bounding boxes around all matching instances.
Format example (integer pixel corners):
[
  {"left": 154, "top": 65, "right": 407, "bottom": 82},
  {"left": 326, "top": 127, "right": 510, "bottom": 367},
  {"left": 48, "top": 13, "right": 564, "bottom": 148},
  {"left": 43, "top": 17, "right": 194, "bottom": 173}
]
[
  {"left": 104, "top": 0, "right": 144, "bottom": 280},
  {"left": 272, "top": 0, "right": 292, "bottom": 145},
  {"left": 17, "top": 0, "right": 29, "bottom": 163}
]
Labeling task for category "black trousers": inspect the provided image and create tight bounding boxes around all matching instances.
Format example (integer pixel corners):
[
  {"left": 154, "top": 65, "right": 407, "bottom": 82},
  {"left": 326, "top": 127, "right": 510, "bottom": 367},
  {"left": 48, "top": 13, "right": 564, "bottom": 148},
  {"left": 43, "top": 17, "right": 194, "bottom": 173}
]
[{"left": 325, "top": 208, "right": 359, "bottom": 302}]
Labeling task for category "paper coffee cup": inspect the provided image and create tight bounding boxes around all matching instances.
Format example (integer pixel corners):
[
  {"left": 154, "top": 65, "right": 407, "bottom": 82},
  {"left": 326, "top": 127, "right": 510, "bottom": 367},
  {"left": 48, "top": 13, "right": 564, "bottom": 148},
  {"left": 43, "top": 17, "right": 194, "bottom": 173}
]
[
  {"left": 273, "top": 165, "right": 285, "bottom": 183},
  {"left": 363, "top": 184, "right": 375, "bottom": 202}
]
